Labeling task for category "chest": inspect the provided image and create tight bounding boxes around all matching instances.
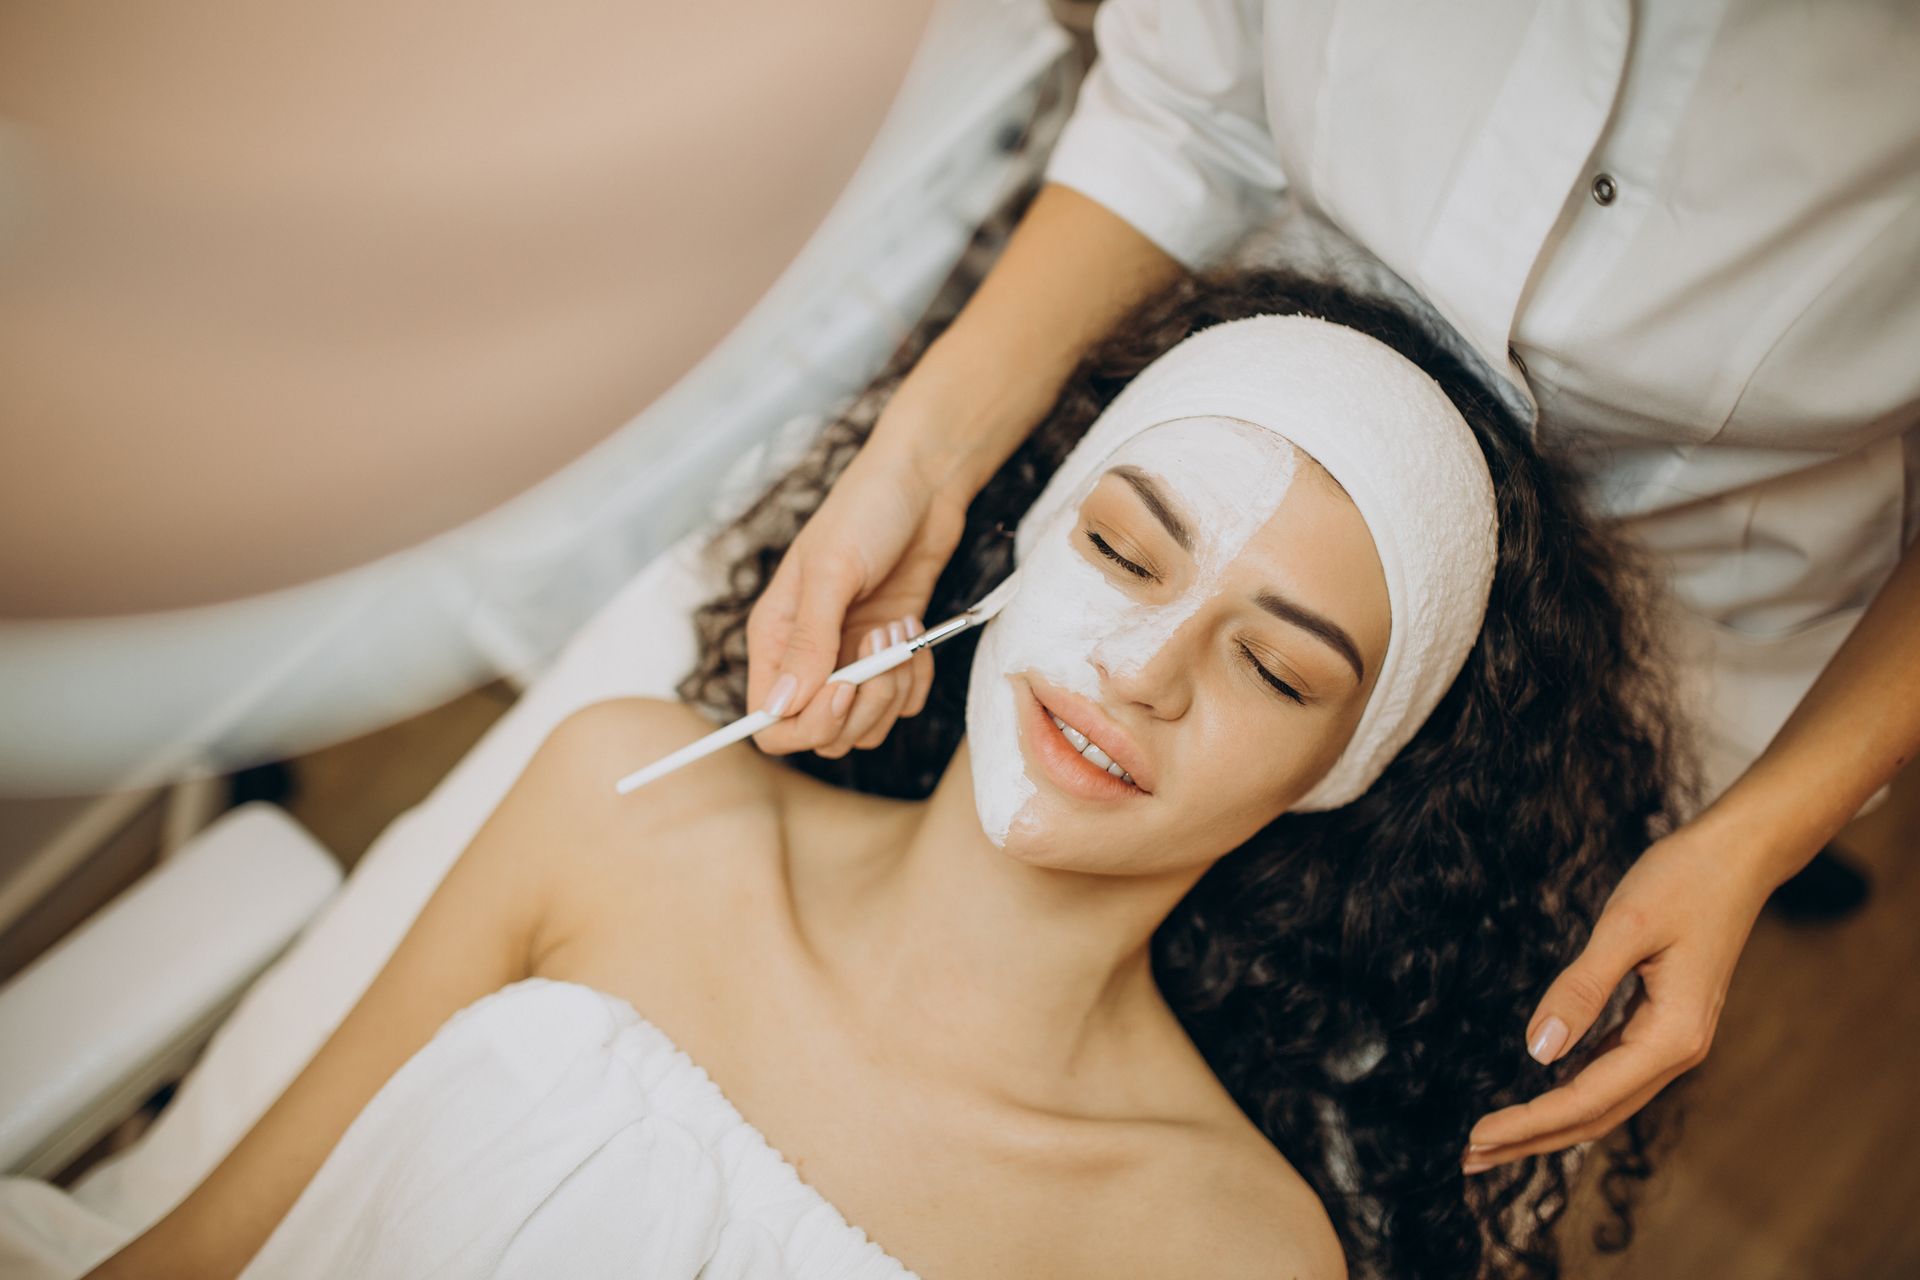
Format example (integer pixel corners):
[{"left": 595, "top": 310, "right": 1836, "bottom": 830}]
[{"left": 535, "top": 848, "right": 1181, "bottom": 1278}]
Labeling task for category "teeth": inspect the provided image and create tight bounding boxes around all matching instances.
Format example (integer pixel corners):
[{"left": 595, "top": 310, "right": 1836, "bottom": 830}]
[{"left": 1047, "top": 712, "right": 1138, "bottom": 788}]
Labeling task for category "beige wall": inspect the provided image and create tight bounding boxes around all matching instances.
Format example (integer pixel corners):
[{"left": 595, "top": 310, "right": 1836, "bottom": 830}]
[{"left": 0, "top": 0, "right": 932, "bottom": 617}]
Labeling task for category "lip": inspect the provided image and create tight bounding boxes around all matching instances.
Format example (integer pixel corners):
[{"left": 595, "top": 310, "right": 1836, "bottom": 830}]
[{"left": 1020, "top": 675, "right": 1156, "bottom": 797}]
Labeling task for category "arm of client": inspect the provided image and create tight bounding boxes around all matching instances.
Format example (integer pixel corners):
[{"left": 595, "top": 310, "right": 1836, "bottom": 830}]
[
  {"left": 1467, "top": 535, "right": 1920, "bottom": 1171},
  {"left": 81, "top": 705, "right": 631, "bottom": 1279}
]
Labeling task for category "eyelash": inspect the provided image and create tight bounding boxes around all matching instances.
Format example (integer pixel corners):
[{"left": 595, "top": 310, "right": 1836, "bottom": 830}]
[
  {"left": 1239, "top": 642, "right": 1307, "bottom": 704},
  {"left": 1086, "top": 530, "right": 1153, "bottom": 579},
  {"left": 1082, "top": 529, "right": 1306, "bottom": 705}
]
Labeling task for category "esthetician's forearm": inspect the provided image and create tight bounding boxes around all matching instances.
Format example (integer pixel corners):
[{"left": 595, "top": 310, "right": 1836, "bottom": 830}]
[
  {"left": 1695, "top": 537, "right": 1920, "bottom": 889},
  {"left": 874, "top": 183, "right": 1183, "bottom": 501}
]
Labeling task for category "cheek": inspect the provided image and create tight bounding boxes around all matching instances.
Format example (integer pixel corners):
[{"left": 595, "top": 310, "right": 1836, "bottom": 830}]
[
  {"left": 986, "top": 522, "right": 1148, "bottom": 693},
  {"left": 1182, "top": 695, "right": 1340, "bottom": 836}
]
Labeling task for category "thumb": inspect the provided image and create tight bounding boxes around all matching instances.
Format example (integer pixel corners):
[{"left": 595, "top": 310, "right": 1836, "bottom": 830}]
[
  {"left": 769, "top": 552, "right": 867, "bottom": 713},
  {"left": 1524, "top": 910, "right": 1649, "bottom": 1065}
]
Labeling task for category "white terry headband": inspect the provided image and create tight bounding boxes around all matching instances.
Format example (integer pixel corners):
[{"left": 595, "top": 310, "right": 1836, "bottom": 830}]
[{"left": 1013, "top": 315, "right": 1499, "bottom": 811}]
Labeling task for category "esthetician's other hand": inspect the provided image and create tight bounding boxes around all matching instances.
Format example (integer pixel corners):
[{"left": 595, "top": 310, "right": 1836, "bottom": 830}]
[
  {"left": 745, "top": 426, "right": 961, "bottom": 759},
  {"left": 1464, "top": 538, "right": 1920, "bottom": 1173},
  {"left": 1460, "top": 819, "right": 1775, "bottom": 1173}
]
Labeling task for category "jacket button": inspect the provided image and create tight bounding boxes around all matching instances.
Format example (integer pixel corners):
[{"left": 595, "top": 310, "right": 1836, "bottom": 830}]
[{"left": 1591, "top": 173, "right": 1619, "bottom": 206}]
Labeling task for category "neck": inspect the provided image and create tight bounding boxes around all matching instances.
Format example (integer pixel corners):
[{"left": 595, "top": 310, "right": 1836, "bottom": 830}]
[{"left": 797, "top": 738, "right": 1207, "bottom": 1104}]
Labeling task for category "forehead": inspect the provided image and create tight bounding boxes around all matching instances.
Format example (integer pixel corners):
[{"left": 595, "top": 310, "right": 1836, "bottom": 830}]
[
  {"left": 1098, "top": 416, "right": 1364, "bottom": 553},
  {"left": 1097, "top": 417, "right": 1295, "bottom": 509}
]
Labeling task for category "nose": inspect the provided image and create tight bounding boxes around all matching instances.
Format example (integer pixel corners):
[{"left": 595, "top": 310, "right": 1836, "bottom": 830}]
[{"left": 1089, "top": 609, "right": 1204, "bottom": 720}]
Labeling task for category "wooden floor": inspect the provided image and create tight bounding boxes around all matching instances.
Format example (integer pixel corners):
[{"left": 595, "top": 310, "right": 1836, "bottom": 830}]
[{"left": 285, "top": 687, "right": 1919, "bottom": 1279}]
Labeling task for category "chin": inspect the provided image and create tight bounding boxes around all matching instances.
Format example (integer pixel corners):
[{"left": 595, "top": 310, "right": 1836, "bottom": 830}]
[
  {"left": 978, "top": 801, "right": 1158, "bottom": 874},
  {"left": 995, "top": 826, "right": 1124, "bottom": 873}
]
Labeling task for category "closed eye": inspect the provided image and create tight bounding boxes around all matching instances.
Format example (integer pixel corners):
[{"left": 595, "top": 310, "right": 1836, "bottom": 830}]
[
  {"left": 1086, "top": 529, "right": 1154, "bottom": 580},
  {"left": 1090, "top": 526, "right": 1306, "bottom": 704},
  {"left": 1240, "top": 643, "right": 1306, "bottom": 704}
]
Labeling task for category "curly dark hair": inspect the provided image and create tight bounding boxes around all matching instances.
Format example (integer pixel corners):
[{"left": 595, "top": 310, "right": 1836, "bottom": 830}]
[{"left": 678, "top": 264, "right": 1690, "bottom": 1278}]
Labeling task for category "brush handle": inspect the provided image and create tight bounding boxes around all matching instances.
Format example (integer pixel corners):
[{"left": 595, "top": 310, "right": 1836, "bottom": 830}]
[
  {"left": 612, "top": 616, "right": 976, "bottom": 795},
  {"left": 612, "top": 709, "right": 778, "bottom": 794},
  {"left": 825, "top": 639, "right": 921, "bottom": 687}
]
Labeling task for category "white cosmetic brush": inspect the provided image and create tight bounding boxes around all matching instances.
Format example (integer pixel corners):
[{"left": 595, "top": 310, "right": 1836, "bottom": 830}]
[{"left": 613, "top": 573, "right": 1021, "bottom": 795}]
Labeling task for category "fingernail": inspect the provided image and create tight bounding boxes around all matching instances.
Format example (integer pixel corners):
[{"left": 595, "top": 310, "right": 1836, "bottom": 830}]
[
  {"left": 1528, "top": 1016, "right": 1569, "bottom": 1064},
  {"left": 1467, "top": 1142, "right": 1494, "bottom": 1154},
  {"left": 888, "top": 621, "right": 906, "bottom": 647},
  {"left": 762, "top": 673, "right": 798, "bottom": 717},
  {"left": 1462, "top": 1159, "right": 1492, "bottom": 1176},
  {"left": 830, "top": 681, "right": 856, "bottom": 718},
  {"left": 905, "top": 616, "right": 923, "bottom": 639},
  {"left": 867, "top": 627, "right": 886, "bottom": 655}
]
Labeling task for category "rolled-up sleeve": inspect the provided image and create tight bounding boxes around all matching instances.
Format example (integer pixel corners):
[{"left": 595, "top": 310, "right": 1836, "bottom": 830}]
[{"left": 1045, "top": 0, "right": 1287, "bottom": 268}]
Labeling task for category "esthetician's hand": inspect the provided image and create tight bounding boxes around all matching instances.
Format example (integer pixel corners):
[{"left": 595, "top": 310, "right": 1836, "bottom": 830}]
[
  {"left": 746, "top": 430, "right": 965, "bottom": 759},
  {"left": 1464, "top": 478, "right": 1919, "bottom": 1175},
  {"left": 1461, "top": 817, "right": 1778, "bottom": 1174}
]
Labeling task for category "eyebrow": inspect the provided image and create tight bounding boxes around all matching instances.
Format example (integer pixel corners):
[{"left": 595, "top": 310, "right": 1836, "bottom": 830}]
[
  {"left": 1253, "top": 589, "right": 1366, "bottom": 683},
  {"left": 1109, "top": 465, "right": 1194, "bottom": 552}
]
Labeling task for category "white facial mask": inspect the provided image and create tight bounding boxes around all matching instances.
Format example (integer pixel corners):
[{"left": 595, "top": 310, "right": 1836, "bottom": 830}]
[{"left": 964, "top": 417, "right": 1299, "bottom": 846}]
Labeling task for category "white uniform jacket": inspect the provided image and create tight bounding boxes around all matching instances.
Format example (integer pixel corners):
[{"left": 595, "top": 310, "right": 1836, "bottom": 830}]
[{"left": 1045, "top": 0, "right": 1920, "bottom": 802}]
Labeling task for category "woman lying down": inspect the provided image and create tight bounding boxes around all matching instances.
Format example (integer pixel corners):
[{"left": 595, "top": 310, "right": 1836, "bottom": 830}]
[{"left": 89, "top": 271, "right": 1683, "bottom": 1280}]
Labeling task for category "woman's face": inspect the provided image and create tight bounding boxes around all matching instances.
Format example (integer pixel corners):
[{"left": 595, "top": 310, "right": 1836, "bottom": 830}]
[{"left": 964, "top": 416, "right": 1391, "bottom": 874}]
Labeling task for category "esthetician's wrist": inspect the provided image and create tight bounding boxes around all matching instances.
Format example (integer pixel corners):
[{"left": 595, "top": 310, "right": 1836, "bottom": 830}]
[
  {"left": 863, "top": 417, "right": 997, "bottom": 516},
  {"left": 1684, "top": 769, "right": 1845, "bottom": 900},
  {"left": 872, "top": 353, "right": 1046, "bottom": 507}
]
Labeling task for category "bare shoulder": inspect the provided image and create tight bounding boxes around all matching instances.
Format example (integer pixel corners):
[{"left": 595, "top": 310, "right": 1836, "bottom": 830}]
[
  {"left": 539, "top": 695, "right": 732, "bottom": 773},
  {"left": 527, "top": 694, "right": 791, "bottom": 915},
  {"left": 538, "top": 695, "right": 783, "bottom": 826},
  {"left": 1217, "top": 1137, "right": 1346, "bottom": 1280},
  {"left": 1134, "top": 1115, "right": 1347, "bottom": 1280}
]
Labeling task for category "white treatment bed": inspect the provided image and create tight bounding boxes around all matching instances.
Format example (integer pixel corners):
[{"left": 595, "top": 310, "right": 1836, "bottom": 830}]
[{"left": 0, "top": 530, "right": 731, "bottom": 1275}]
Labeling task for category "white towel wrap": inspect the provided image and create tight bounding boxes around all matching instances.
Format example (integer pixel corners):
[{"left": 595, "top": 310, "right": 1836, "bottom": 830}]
[{"left": 1013, "top": 315, "right": 1499, "bottom": 811}]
